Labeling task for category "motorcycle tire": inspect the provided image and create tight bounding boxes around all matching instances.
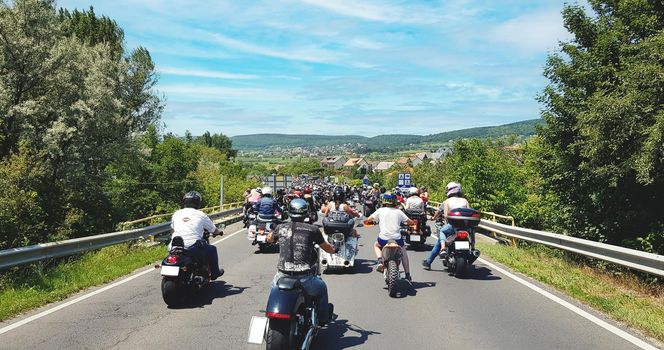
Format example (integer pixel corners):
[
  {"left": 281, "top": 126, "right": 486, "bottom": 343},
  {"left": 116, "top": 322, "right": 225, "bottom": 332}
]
[
  {"left": 161, "top": 279, "right": 181, "bottom": 307},
  {"left": 258, "top": 243, "right": 267, "bottom": 253},
  {"left": 455, "top": 256, "right": 467, "bottom": 277},
  {"left": 266, "top": 319, "right": 291, "bottom": 350},
  {"left": 387, "top": 260, "right": 399, "bottom": 298}
]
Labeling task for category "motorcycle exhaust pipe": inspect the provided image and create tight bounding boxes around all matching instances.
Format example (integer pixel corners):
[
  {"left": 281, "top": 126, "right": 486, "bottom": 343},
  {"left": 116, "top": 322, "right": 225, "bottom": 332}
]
[
  {"left": 343, "top": 260, "right": 350, "bottom": 266},
  {"left": 472, "top": 249, "right": 481, "bottom": 258},
  {"left": 321, "top": 259, "right": 328, "bottom": 266}
]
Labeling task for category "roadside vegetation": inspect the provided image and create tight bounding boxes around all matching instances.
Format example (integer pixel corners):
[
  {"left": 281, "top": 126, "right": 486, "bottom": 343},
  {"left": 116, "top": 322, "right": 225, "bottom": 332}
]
[
  {"left": 0, "top": 242, "right": 166, "bottom": 322},
  {"left": 478, "top": 242, "right": 664, "bottom": 342}
]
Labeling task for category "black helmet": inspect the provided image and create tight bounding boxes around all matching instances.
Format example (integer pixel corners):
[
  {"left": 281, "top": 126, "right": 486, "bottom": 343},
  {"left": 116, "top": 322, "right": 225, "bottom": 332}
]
[
  {"left": 333, "top": 186, "right": 345, "bottom": 202},
  {"left": 183, "top": 191, "right": 202, "bottom": 209},
  {"left": 288, "top": 198, "right": 309, "bottom": 221}
]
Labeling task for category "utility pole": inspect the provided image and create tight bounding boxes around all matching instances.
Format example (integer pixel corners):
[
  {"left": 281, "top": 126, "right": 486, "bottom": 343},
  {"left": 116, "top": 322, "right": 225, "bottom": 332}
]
[{"left": 220, "top": 175, "right": 225, "bottom": 209}]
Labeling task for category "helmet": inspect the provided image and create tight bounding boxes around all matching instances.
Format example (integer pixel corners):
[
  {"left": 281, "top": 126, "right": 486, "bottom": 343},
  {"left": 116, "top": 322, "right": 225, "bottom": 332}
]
[
  {"left": 380, "top": 187, "right": 386, "bottom": 194},
  {"left": 333, "top": 186, "right": 345, "bottom": 202},
  {"left": 373, "top": 183, "right": 380, "bottom": 189},
  {"left": 183, "top": 191, "right": 202, "bottom": 209},
  {"left": 409, "top": 187, "right": 419, "bottom": 196},
  {"left": 421, "top": 186, "right": 427, "bottom": 192},
  {"left": 288, "top": 198, "right": 309, "bottom": 220},
  {"left": 446, "top": 182, "right": 462, "bottom": 197},
  {"left": 256, "top": 187, "right": 262, "bottom": 194},
  {"left": 304, "top": 187, "right": 312, "bottom": 194},
  {"left": 381, "top": 192, "right": 397, "bottom": 206},
  {"left": 262, "top": 186, "right": 273, "bottom": 196}
]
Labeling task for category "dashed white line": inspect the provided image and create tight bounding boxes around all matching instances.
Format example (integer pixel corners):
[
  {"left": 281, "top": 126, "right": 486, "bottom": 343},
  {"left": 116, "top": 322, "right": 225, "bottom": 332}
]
[
  {"left": 478, "top": 257, "right": 658, "bottom": 350},
  {"left": 0, "top": 227, "right": 246, "bottom": 336}
]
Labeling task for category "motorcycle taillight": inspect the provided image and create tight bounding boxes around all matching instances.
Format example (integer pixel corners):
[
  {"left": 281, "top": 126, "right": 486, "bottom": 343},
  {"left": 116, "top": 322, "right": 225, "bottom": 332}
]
[
  {"left": 266, "top": 311, "right": 291, "bottom": 319},
  {"left": 166, "top": 255, "right": 177, "bottom": 264},
  {"left": 457, "top": 231, "right": 469, "bottom": 240}
]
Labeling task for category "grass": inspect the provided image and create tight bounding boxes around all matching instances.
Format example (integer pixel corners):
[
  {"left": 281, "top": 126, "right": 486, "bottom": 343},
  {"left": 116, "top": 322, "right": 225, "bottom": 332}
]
[
  {"left": 477, "top": 241, "right": 664, "bottom": 343},
  {"left": 0, "top": 242, "right": 166, "bottom": 322}
]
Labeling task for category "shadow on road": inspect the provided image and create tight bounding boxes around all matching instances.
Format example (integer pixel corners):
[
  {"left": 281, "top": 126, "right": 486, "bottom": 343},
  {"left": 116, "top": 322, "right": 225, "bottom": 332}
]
[
  {"left": 456, "top": 266, "right": 502, "bottom": 281},
  {"left": 169, "top": 281, "right": 249, "bottom": 309},
  {"left": 396, "top": 280, "right": 436, "bottom": 298},
  {"left": 315, "top": 318, "right": 381, "bottom": 349}
]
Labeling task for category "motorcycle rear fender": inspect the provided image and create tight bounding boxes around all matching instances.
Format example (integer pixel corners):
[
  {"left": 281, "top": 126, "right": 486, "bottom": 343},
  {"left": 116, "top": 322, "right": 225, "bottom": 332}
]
[
  {"left": 266, "top": 286, "right": 301, "bottom": 316},
  {"left": 161, "top": 255, "right": 192, "bottom": 266}
]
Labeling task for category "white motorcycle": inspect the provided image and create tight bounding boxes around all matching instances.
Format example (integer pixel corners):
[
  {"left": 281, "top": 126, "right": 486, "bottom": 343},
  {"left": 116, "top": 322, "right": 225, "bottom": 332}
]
[{"left": 319, "top": 212, "right": 358, "bottom": 273}]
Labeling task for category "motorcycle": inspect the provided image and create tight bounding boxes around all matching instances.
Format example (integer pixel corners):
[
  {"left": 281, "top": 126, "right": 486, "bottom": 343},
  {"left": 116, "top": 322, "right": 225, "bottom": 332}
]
[
  {"left": 264, "top": 275, "right": 322, "bottom": 350},
  {"left": 440, "top": 208, "right": 481, "bottom": 277},
  {"left": 243, "top": 207, "right": 257, "bottom": 228},
  {"left": 381, "top": 239, "right": 403, "bottom": 298},
  {"left": 362, "top": 197, "right": 378, "bottom": 217},
  {"left": 319, "top": 212, "right": 357, "bottom": 273},
  {"left": 160, "top": 230, "right": 221, "bottom": 307},
  {"left": 248, "top": 217, "right": 279, "bottom": 253},
  {"left": 401, "top": 208, "right": 431, "bottom": 250}
]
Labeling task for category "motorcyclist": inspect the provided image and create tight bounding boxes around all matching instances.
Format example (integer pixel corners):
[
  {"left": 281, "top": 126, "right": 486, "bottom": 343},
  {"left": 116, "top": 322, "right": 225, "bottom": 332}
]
[
  {"left": 267, "top": 199, "right": 337, "bottom": 325},
  {"left": 404, "top": 187, "right": 425, "bottom": 211},
  {"left": 364, "top": 193, "right": 414, "bottom": 281},
  {"left": 322, "top": 186, "right": 360, "bottom": 237},
  {"left": 303, "top": 187, "right": 317, "bottom": 212},
  {"left": 422, "top": 182, "right": 470, "bottom": 270},
  {"left": 253, "top": 186, "right": 280, "bottom": 221},
  {"left": 169, "top": 191, "right": 224, "bottom": 280}
]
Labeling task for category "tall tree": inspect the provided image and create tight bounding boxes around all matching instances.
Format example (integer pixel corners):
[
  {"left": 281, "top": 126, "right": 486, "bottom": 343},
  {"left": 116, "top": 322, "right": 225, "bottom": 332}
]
[{"left": 538, "top": 0, "right": 664, "bottom": 244}]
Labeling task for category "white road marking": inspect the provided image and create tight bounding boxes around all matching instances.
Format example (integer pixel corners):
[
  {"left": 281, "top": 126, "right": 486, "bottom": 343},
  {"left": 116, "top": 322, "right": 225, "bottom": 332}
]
[
  {"left": 0, "top": 227, "right": 246, "bottom": 336},
  {"left": 478, "top": 258, "right": 658, "bottom": 350}
]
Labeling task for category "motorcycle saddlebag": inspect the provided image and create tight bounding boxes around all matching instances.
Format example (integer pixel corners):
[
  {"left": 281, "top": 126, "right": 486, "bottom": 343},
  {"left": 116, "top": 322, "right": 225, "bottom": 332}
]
[
  {"left": 322, "top": 212, "right": 354, "bottom": 236},
  {"left": 447, "top": 208, "right": 480, "bottom": 228}
]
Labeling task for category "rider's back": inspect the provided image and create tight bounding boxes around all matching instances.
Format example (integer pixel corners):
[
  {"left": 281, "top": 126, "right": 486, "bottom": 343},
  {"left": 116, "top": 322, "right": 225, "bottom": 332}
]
[
  {"left": 170, "top": 208, "right": 215, "bottom": 248},
  {"left": 273, "top": 222, "right": 324, "bottom": 272}
]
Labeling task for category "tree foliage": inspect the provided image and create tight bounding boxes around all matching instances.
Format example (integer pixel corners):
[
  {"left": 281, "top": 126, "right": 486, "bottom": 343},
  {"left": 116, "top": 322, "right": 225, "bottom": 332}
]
[{"left": 538, "top": 0, "right": 664, "bottom": 245}]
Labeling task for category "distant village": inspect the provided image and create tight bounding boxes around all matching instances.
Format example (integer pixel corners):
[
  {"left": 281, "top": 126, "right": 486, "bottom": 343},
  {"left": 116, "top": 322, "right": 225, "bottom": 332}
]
[{"left": 319, "top": 147, "right": 453, "bottom": 174}]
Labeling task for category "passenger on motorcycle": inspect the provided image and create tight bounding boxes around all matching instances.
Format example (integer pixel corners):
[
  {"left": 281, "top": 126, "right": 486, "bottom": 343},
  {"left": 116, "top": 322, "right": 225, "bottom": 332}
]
[
  {"left": 253, "top": 186, "right": 280, "bottom": 221},
  {"left": 321, "top": 187, "right": 360, "bottom": 237},
  {"left": 364, "top": 193, "right": 415, "bottom": 281},
  {"left": 422, "top": 182, "right": 470, "bottom": 270},
  {"left": 169, "top": 191, "right": 224, "bottom": 280},
  {"left": 404, "top": 187, "right": 425, "bottom": 210},
  {"left": 267, "top": 199, "right": 337, "bottom": 325}
]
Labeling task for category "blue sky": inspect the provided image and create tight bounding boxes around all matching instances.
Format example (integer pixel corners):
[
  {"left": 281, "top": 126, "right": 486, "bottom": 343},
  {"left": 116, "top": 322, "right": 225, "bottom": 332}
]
[{"left": 59, "top": 0, "right": 579, "bottom": 137}]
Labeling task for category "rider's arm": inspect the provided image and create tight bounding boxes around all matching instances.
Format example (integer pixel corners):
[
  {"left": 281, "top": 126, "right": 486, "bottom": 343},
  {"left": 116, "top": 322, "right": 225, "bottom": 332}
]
[{"left": 344, "top": 205, "right": 359, "bottom": 218}]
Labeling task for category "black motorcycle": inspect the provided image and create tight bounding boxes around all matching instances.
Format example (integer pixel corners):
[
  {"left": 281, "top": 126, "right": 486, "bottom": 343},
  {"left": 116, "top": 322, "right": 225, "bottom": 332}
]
[
  {"left": 160, "top": 231, "right": 221, "bottom": 307},
  {"left": 265, "top": 276, "right": 321, "bottom": 350},
  {"left": 362, "top": 197, "right": 378, "bottom": 217},
  {"left": 440, "top": 208, "right": 481, "bottom": 277}
]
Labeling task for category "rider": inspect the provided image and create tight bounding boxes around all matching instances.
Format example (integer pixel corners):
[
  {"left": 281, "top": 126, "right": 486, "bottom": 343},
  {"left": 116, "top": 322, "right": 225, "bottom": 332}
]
[
  {"left": 253, "top": 186, "right": 279, "bottom": 221},
  {"left": 422, "top": 182, "right": 470, "bottom": 270},
  {"left": 364, "top": 193, "right": 415, "bottom": 281},
  {"left": 267, "top": 199, "right": 337, "bottom": 325},
  {"left": 404, "top": 187, "right": 425, "bottom": 211},
  {"left": 169, "top": 191, "right": 224, "bottom": 280},
  {"left": 321, "top": 186, "right": 360, "bottom": 237}
]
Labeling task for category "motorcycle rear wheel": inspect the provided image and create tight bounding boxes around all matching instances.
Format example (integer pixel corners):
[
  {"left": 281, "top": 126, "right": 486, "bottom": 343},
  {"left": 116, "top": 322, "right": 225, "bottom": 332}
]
[
  {"left": 387, "top": 260, "right": 399, "bottom": 297},
  {"left": 266, "top": 319, "right": 291, "bottom": 350},
  {"left": 455, "top": 256, "right": 467, "bottom": 277},
  {"left": 161, "top": 279, "right": 181, "bottom": 307}
]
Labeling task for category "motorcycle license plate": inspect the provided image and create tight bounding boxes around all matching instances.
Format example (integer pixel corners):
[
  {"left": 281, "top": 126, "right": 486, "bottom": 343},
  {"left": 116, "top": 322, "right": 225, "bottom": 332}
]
[
  {"left": 410, "top": 235, "right": 421, "bottom": 242},
  {"left": 455, "top": 241, "right": 470, "bottom": 250},
  {"left": 256, "top": 235, "right": 267, "bottom": 242},
  {"left": 160, "top": 265, "right": 179, "bottom": 276}
]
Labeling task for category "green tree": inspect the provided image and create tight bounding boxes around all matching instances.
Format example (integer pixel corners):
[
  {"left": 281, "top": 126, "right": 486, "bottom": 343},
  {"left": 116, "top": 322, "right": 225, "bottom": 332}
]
[{"left": 538, "top": 0, "right": 664, "bottom": 244}]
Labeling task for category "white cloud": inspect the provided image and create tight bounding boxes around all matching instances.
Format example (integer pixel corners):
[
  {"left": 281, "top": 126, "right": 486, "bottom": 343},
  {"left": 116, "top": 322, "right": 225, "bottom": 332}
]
[
  {"left": 159, "top": 67, "right": 258, "bottom": 80},
  {"left": 160, "top": 84, "right": 297, "bottom": 101},
  {"left": 485, "top": 9, "right": 572, "bottom": 53},
  {"left": 298, "top": 0, "right": 442, "bottom": 24}
]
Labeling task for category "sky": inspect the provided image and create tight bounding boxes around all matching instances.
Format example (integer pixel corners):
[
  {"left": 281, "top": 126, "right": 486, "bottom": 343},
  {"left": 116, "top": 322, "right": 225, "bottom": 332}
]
[{"left": 58, "top": 0, "right": 580, "bottom": 137}]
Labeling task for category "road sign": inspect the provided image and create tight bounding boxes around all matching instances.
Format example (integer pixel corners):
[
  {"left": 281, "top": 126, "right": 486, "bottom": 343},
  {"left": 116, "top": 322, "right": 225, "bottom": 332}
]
[
  {"left": 363, "top": 175, "right": 369, "bottom": 185},
  {"left": 397, "top": 173, "right": 412, "bottom": 188},
  {"left": 261, "top": 175, "right": 292, "bottom": 190}
]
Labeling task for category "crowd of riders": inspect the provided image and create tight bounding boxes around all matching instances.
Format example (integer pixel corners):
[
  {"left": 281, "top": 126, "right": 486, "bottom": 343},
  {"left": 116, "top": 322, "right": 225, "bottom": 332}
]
[{"left": 168, "top": 179, "right": 469, "bottom": 328}]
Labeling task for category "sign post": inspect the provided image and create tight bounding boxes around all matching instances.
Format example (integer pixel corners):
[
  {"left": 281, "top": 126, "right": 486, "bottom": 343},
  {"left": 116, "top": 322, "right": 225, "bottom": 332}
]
[{"left": 397, "top": 172, "right": 412, "bottom": 188}]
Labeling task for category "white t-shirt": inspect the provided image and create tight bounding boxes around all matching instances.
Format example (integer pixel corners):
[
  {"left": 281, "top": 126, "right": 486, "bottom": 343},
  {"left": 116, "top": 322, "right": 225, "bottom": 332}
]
[
  {"left": 404, "top": 196, "right": 424, "bottom": 210},
  {"left": 170, "top": 208, "right": 216, "bottom": 249},
  {"left": 440, "top": 197, "right": 469, "bottom": 212},
  {"left": 371, "top": 207, "right": 410, "bottom": 240}
]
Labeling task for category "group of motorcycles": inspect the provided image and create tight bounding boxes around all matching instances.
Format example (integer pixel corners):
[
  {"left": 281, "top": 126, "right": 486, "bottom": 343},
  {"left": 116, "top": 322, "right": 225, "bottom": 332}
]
[{"left": 159, "top": 182, "right": 482, "bottom": 349}]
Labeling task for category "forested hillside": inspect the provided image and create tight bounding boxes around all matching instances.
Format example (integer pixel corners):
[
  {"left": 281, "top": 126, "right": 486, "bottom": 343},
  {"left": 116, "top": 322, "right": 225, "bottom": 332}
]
[{"left": 231, "top": 119, "right": 541, "bottom": 150}]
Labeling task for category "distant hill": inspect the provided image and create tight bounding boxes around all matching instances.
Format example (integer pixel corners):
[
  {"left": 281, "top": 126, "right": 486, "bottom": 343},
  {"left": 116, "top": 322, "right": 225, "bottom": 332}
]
[{"left": 231, "top": 119, "right": 542, "bottom": 151}]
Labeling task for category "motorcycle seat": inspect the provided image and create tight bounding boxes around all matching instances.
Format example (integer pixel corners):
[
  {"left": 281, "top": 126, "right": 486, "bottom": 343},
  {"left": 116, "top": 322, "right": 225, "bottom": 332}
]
[{"left": 276, "top": 276, "right": 304, "bottom": 291}]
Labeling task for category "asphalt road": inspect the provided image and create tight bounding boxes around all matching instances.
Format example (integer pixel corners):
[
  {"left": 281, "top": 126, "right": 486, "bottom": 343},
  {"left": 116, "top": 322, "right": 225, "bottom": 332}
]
[{"left": 0, "top": 217, "right": 659, "bottom": 350}]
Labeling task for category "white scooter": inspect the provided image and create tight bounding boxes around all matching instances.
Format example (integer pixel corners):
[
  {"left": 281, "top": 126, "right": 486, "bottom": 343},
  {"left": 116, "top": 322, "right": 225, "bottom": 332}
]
[{"left": 319, "top": 212, "right": 358, "bottom": 273}]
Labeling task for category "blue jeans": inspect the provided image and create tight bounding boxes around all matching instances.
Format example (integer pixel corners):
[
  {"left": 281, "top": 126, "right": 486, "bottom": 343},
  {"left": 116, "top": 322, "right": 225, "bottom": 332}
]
[
  {"left": 425, "top": 224, "right": 455, "bottom": 264},
  {"left": 189, "top": 243, "right": 222, "bottom": 276},
  {"left": 272, "top": 272, "right": 330, "bottom": 322}
]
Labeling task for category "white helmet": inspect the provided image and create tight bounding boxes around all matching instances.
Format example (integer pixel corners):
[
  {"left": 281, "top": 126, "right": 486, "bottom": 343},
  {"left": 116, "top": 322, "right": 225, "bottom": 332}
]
[
  {"left": 262, "top": 186, "right": 273, "bottom": 196},
  {"left": 445, "top": 182, "right": 461, "bottom": 197},
  {"left": 409, "top": 187, "right": 419, "bottom": 196}
]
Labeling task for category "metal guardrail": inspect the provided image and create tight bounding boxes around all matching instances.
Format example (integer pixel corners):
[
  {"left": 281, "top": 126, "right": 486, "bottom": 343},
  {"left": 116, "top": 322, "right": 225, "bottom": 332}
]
[
  {"left": 426, "top": 200, "right": 663, "bottom": 276},
  {"left": 0, "top": 207, "right": 243, "bottom": 270},
  {"left": 479, "top": 220, "right": 664, "bottom": 277},
  {"left": 120, "top": 202, "right": 243, "bottom": 228}
]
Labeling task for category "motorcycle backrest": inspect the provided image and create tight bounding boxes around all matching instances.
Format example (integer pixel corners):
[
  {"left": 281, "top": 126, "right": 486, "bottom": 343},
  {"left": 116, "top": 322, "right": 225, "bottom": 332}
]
[
  {"left": 447, "top": 208, "right": 480, "bottom": 228},
  {"left": 405, "top": 208, "right": 426, "bottom": 217},
  {"left": 277, "top": 276, "right": 303, "bottom": 291},
  {"left": 171, "top": 236, "right": 185, "bottom": 247}
]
